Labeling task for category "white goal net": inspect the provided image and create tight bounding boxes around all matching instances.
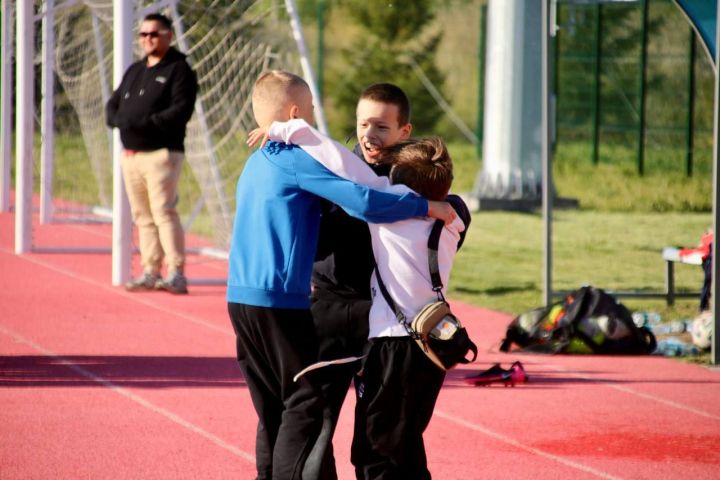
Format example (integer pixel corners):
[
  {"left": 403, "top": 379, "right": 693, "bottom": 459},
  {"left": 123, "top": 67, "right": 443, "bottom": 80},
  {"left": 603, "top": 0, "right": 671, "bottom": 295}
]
[{"left": 17, "top": 0, "right": 307, "bottom": 253}]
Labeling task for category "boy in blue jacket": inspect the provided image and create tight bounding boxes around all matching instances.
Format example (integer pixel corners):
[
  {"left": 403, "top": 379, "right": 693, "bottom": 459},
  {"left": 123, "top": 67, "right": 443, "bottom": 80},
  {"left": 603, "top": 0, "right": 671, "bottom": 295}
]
[{"left": 226, "top": 70, "right": 455, "bottom": 480}]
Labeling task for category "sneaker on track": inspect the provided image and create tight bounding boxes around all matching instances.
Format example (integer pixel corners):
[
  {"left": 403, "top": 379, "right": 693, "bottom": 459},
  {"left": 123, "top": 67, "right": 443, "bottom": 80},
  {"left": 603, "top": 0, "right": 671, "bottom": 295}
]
[
  {"left": 155, "top": 271, "right": 189, "bottom": 295},
  {"left": 125, "top": 272, "right": 161, "bottom": 292},
  {"left": 465, "top": 362, "right": 528, "bottom": 387},
  {"left": 508, "top": 361, "right": 529, "bottom": 385}
]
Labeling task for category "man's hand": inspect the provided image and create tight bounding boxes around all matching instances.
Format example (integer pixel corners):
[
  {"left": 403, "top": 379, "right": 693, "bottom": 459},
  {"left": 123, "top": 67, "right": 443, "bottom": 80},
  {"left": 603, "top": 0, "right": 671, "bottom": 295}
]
[
  {"left": 427, "top": 201, "right": 457, "bottom": 225},
  {"left": 247, "top": 127, "right": 269, "bottom": 148}
]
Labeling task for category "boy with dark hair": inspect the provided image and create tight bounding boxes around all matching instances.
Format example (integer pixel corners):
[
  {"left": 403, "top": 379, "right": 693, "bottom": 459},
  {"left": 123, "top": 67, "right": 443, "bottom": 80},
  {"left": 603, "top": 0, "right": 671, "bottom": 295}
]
[
  {"left": 228, "top": 71, "right": 455, "bottom": 480},
  {"left": 310, "top": 84, "right": 414, "bottom": 478},
  {"left": 353, "top": 83, "right": 412, "bottom": 163},
  {"left": 260, "top": 121, "right": 471, "bottom": 479}
]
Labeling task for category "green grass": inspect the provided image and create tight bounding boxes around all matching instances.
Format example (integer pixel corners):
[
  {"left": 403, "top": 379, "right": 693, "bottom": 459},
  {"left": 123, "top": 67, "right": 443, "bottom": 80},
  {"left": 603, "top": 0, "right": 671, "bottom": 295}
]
[
  {"left": 449, "top": 210, "right": 710, "bottom": 320},
  {"left": 553, "top": 141, "right": 712, "bottom": 212},
  {"left": 447, "top": 211, "right": 714, "bottom": 363},
  {"left": 53, "top": 134, "right": 109, "bottom": 207}
]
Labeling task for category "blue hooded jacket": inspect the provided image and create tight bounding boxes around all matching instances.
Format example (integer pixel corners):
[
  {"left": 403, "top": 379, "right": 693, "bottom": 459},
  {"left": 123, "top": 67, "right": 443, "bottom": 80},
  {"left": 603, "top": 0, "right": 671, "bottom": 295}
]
[{"left": 227, "top": 142, "right": 429, "bottom": 309}]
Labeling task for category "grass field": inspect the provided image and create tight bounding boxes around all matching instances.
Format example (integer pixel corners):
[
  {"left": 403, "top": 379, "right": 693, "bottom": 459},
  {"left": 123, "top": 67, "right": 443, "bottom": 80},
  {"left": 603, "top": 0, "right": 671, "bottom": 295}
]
[
  {"left": 447, "top": 138, "right": 712, "bottom": 318},
  {"left": 448, "top": 210, "right": 714, "bottom": 363},
  {"left": 450, "top": 210, "right": 710, "bottom": 319}
]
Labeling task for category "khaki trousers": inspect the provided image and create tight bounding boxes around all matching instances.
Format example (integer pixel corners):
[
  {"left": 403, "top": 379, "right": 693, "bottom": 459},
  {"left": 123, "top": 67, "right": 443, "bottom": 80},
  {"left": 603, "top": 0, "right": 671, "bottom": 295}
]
[{"left": 121, "top": 148, "right": 185, "bottom": 275}]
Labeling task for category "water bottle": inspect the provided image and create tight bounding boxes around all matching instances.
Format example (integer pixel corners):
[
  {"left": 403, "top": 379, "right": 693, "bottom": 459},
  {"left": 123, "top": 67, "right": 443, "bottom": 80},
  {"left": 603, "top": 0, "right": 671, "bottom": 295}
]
[
  {"left": 651, "top": 319, "right": 691, "bottom": 335},
  {"left": 632, "top": 311, "right": 662, "bottom": 328},
  {"left": 653, "top": 337, "right": 699, "bottom": 356}
]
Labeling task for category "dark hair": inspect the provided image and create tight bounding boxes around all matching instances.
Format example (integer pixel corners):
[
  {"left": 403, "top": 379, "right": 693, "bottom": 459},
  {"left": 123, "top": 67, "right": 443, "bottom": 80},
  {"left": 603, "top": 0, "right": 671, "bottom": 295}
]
[
  {"left": 358, "top": 83, "right": 411, "bottom": 126},
  {"left": 143, "top": 13, "right": 172, "bottom": 30},
  {"left": 387, "top": 137, "right": 453, "bottom": 201}
]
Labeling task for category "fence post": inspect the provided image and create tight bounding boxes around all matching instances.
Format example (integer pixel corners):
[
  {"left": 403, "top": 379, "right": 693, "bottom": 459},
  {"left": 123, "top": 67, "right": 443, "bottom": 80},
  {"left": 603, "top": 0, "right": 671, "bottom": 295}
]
[
  {"left": 591, "top": 4, "right": 602, "bottom": 165},
  {"left": 637, "top": 0, "right": 649, "bottom": 176},
  {"left": 686, "top": 27, "right": 696, "bottom": 177},
  {"left": 284, "top": 0, "right": 328, "bottom": 134},
  {"left": 476, "top": 3, "right": 487, "bottom": 158},
  {"left": 552, "top": 5, "right": 559, "bottom": 148}
]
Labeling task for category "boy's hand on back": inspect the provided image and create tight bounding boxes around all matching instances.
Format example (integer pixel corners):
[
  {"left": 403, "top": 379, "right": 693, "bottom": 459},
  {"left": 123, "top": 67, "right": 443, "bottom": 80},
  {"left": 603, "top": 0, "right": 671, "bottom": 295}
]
[
  {"left": 427, "top": 201, "right": 457, "bottom": 225},
  {"left": 247, "top": 127, "right": 270, "bottom": 148}
]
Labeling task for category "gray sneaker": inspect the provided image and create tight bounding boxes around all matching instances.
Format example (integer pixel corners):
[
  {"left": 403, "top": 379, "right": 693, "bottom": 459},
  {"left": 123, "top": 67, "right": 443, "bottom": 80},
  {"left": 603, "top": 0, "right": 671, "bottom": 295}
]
[
  {"left": 125, "top": 272, "right": 161, "bottom": 292},
  {"left": 155, "top": 271, "right": 189, "bottom": 295}
]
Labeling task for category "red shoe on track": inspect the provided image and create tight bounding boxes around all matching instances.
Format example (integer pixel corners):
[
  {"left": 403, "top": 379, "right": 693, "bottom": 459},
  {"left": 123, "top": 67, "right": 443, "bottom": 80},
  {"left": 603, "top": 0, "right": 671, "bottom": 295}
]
[
  {"left": 465, "top": 361, "right": 528, "bottom": 387},
  {"left": 507, "top": 361, "right": 528, "bottom": 385}
]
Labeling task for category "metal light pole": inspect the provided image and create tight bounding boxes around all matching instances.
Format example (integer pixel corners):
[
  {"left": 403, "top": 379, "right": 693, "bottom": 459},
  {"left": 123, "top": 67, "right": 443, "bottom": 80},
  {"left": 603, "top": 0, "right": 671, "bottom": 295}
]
[
  {"left": 542, "top": 0, "right": 555, "bottom": 306},
  {"left": 711, "top": 0, "right": 720, "bottom": 364}
]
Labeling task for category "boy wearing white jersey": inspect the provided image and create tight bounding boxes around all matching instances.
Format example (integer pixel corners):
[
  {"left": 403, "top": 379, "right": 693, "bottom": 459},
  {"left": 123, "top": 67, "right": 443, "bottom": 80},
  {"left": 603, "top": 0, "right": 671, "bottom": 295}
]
[{"left": 255, "top": 120, "right": 471, "bottom": 479}]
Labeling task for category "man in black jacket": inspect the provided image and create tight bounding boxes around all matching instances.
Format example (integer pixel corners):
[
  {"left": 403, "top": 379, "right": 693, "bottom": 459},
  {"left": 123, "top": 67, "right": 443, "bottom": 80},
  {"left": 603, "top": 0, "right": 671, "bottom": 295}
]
[{"left": 106, "top": 13, "right": 197, "bottom": 295}]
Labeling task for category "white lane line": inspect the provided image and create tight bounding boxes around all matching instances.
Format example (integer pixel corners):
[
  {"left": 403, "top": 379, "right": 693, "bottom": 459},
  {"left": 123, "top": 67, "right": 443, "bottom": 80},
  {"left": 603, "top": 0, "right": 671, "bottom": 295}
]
[
  {"left": 543, "top": 363, "right": 720, "bottom": 422},
  {"left": 611, "top": 383, "right": 720, "bottom": 420},
  {"left": 434, "top": 410, "right": 622, "bottom": 480},
  {"left": 0, "top": 246, "right": 231, "bottom": 336},
  {"left": 0, "top": 324, "right": 255, "bottom": 464}
]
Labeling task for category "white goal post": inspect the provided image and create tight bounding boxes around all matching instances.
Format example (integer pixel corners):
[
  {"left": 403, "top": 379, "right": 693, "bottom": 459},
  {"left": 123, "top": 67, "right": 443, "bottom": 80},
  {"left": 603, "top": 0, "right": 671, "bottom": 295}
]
[{"left": 1, "top": 0, "right": 327, "bottom": 285}]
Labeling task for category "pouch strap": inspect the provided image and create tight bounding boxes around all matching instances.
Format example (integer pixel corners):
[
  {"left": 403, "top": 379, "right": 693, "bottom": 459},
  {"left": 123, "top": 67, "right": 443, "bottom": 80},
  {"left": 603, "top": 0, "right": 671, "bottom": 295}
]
[{"left": 428, "top": 219, "right": 446, "bottom": 301}]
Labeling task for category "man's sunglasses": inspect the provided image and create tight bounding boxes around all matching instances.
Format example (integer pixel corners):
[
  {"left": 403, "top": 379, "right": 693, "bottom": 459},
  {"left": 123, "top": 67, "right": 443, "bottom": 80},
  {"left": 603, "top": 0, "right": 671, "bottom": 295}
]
[{"left": 138, "top": 30, "right": 167, "bottom": 39}]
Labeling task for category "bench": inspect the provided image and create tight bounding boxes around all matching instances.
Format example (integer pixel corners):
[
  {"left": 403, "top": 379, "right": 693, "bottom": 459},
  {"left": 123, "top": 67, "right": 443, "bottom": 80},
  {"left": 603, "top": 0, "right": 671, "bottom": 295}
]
[
  {"left": 662, "top": 247, "right": 703, "bottom": 306},
  {"left": 553, "top": 248, "right": 704, "bottom": 305},
  {"left": 555, "top": 248, "right": 703, "bottom": 305}
]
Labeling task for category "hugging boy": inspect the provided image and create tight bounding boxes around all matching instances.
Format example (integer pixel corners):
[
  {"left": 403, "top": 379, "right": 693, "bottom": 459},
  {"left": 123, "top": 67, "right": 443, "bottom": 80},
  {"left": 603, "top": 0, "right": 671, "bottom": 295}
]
[
  {"left": 263, "top": 120, "right": 471, "bottom": 479},
  {"left": 227, "top": 71, "right": 455, "bottom": 479},
  {"left": 311, "top": 83, "right": 415, "bottom": 479}
]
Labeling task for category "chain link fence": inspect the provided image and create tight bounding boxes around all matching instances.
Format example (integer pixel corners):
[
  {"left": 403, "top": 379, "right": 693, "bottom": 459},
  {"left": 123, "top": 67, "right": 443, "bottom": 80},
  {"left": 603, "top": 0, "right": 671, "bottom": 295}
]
[{"left": 555, "top": 0, "right": 714, "bottom": 177}]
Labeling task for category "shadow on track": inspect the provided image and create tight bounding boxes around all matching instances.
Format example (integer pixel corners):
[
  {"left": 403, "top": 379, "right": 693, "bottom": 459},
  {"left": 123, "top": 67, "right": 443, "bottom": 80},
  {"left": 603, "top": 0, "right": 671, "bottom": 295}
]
[{"left": 0, "top": 355, "right": 245, "bottom": 388}]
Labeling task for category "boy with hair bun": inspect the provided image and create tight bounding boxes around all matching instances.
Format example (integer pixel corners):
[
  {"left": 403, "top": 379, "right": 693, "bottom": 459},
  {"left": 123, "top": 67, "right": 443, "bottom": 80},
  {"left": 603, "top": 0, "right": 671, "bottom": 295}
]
[{"left": 260, "top": 121, "right": 471, "bottom": 479}]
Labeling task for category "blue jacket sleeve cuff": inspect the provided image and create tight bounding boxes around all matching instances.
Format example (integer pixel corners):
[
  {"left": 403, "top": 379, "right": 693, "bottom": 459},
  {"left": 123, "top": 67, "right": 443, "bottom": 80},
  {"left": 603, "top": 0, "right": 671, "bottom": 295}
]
[{"left": 418, "top": 198, "right": 429, "bottom": 217}]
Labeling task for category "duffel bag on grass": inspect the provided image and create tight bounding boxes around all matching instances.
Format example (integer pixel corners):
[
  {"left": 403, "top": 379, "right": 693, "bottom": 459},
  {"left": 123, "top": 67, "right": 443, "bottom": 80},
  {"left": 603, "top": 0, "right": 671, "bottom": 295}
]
[{"left": 500, "top": 286, "right": 656, "bottom": 354}]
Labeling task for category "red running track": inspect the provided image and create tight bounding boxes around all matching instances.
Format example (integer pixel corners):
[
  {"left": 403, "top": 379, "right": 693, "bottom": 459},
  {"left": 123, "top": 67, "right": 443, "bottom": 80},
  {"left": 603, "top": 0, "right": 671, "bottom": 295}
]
[{"left": 1, "top": 210, "right": 720, "bottom": 479}]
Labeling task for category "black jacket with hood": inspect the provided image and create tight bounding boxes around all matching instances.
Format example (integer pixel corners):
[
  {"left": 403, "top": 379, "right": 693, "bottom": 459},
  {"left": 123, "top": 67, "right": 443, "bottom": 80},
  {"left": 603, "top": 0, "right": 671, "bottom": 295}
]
[
  {"left": 312, "top": 144, "right": 470, "bottom": 300},
  {"left": 106, "top": 47, "right": 197, "bottom": 152}
]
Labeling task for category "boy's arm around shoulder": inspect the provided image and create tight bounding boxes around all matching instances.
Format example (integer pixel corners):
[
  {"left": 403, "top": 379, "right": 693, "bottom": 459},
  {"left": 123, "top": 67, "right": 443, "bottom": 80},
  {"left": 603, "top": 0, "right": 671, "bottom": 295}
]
[
  {"left": 266, "top": 119, "right": 407, "bottom": 194},
  {"left": 256, "top": 120, "right": 458, "bottom": 225},
  {"left": 290, "top": 148, "right": 429, "bottom": 223}
]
